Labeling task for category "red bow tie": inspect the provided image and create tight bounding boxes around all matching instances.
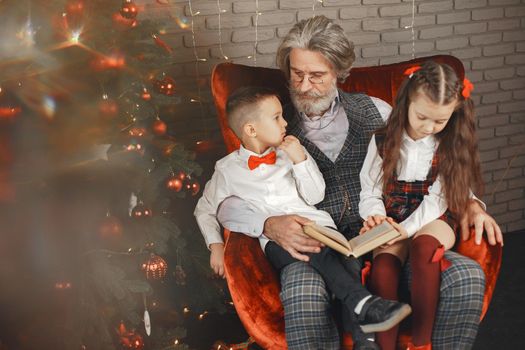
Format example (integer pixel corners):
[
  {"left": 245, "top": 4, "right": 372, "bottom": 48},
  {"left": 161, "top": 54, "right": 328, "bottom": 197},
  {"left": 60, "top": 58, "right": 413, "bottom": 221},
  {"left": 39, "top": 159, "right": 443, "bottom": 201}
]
[{"left": 248, "top": 151, "right": 277, "bottom": 170}]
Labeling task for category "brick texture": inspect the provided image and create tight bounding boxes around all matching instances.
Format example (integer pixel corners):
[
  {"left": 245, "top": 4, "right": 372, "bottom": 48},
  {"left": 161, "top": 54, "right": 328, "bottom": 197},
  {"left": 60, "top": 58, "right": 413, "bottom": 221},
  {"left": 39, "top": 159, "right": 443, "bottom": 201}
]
[{"left": 137, "top": 0, "right": 525, "bottom": 233}]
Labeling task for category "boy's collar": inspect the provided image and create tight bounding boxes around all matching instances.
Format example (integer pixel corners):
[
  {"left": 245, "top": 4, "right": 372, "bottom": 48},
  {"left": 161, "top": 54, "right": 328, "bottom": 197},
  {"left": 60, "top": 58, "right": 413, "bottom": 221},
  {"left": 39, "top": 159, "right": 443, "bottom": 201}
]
[{"left": 238, "top": 144, "right": 276, "bottom": 161}]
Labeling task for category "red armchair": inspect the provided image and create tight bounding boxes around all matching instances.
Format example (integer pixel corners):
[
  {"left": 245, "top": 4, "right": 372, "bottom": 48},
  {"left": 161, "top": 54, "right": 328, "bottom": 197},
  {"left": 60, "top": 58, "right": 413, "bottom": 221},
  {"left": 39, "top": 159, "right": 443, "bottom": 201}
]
[{"left": 210, "top": 55, "right": 502, "bottom": 349}]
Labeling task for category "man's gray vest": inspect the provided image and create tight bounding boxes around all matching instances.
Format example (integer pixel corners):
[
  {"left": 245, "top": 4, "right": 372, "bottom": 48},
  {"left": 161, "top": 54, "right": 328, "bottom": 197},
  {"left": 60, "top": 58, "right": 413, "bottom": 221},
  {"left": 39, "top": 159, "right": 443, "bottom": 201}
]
[{"left": 284, "top": 91, "right": 384, "bottom": 237}]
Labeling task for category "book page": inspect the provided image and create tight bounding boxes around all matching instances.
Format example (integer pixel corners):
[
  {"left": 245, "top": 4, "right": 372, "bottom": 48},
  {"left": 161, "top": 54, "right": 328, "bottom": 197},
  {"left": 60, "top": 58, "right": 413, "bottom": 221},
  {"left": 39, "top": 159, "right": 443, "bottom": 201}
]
[
  {"left": 303, "top": 223, "right": 351, "bottom": 250},
  {"left": 348, "top": 221, "right": 400, "bottom": 258}
]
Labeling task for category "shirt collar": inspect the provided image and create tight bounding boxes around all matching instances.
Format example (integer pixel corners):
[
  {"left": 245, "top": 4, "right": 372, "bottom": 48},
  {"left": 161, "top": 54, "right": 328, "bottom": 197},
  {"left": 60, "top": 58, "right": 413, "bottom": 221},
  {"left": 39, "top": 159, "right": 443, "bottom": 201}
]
[
  {"left": 402, "top": 130, "right": 437, "bottom": 148},
  {"left": 238, "top": 144, "right": 276, "bottom": 163}
]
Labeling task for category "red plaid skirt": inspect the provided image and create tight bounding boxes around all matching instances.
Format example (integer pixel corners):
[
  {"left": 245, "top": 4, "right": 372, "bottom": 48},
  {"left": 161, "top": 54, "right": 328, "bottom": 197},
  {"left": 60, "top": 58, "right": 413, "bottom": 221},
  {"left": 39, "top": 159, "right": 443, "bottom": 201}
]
[{"left": 377, "top": 134, "right": 457, "bottom": 231}]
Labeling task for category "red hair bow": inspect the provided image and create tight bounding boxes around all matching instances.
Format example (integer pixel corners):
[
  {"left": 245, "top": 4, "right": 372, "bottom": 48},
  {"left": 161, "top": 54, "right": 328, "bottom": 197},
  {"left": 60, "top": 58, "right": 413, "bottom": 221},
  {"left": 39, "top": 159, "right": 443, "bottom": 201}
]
[
  {"left": 404, "top": 65, "right": 421, "bottom": 77},
  {"left": 462, "top": 78, "right": 474, "bottom": 98}
]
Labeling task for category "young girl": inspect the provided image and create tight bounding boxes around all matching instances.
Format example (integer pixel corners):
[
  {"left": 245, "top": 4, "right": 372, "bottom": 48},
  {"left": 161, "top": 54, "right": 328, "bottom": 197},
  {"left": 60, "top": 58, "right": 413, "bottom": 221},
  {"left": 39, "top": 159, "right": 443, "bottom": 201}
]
[{"left": 358, "top": 60, "right": 485, "bottom": 350}]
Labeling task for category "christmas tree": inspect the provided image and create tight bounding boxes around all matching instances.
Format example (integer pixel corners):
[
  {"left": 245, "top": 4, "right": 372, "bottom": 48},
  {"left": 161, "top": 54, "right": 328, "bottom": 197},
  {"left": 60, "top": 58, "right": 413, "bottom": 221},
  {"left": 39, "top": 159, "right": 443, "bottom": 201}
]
[{"left": 0, "top": 1, "right": 231, "bottom": 349}]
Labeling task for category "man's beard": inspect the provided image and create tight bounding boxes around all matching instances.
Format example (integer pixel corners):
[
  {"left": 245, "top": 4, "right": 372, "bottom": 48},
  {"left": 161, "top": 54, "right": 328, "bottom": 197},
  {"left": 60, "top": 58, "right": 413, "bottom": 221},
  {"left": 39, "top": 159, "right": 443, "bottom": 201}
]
[{"left": 289, "top": 83, "right": 338, "bottom": 117}]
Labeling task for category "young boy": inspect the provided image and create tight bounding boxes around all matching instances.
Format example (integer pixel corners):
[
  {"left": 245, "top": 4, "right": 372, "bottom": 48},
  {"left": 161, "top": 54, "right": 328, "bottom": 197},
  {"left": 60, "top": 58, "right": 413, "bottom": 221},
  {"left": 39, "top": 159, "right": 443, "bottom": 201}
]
[{"left": 194, "top": 86, "right": 411, "bottom": 334}]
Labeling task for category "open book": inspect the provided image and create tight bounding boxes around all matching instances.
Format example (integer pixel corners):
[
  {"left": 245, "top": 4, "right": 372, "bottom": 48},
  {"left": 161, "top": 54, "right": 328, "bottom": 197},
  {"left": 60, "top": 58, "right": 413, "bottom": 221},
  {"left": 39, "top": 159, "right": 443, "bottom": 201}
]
[{"left": 303, "top": 221, "right": 401, "bottom": 258}]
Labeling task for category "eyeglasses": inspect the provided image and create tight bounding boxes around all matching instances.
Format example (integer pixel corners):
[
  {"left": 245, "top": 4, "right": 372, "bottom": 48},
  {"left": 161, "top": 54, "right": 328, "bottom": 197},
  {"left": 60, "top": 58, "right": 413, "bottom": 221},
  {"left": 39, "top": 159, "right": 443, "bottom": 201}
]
[{"left": 290, "top": 71, "right": 325, "bottom": 85}]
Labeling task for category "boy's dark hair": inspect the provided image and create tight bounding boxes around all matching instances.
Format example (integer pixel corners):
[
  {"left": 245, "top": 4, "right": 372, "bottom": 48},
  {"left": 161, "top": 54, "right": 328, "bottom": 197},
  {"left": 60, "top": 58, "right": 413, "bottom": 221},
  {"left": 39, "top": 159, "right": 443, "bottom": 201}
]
[{"left": 226, "top": 86, "right": 280, "bottom": 138}]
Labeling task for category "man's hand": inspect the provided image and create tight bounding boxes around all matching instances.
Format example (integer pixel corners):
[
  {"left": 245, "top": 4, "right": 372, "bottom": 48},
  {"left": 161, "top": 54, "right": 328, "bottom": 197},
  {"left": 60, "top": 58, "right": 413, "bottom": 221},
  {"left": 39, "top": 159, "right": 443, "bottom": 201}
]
[
  {"left": 278, "top": 135, "right": 306, "bottom": 164},
  {"left": 209, "top": 243, "right": 225, "bottom": 278},
  {"left": 460, "top": 200, "right": 504, "bottom": 246},
  {"left": 264, "top": 214, "right": 323, "bottom": 262}
]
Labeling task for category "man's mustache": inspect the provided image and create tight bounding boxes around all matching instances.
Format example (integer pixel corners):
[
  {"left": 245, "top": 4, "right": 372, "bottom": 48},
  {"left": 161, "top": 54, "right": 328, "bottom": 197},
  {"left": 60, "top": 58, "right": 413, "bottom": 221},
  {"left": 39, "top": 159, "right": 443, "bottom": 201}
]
[{"left": 290, "top": 89, "right": 324, "bottom": 99}]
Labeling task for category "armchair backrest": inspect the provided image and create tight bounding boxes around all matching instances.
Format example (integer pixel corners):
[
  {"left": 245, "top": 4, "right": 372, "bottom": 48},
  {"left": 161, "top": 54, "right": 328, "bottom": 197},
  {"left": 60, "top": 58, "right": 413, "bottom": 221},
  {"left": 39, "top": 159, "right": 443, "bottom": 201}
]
[{"left": 211, "top": 55, "right": 465, "bottom": 154}]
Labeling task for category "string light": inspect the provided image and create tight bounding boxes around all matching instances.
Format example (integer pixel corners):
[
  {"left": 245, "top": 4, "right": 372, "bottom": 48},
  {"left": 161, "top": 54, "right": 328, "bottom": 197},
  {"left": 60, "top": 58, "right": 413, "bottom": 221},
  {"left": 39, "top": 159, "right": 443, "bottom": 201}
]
[
  {"left": 188, "top": 0, "right": 205, "bottom": 62},
  {"left": 312, "top": 0, "right": 323, "bottom": 16},
  {"left": 187, "top": 0, "right": 208, "bottom": 140},
  {"left": 403, "top": 0, "right": 416, "bottom": 59},
  {"left": 69, "top": 28, "right": 82, "bottom": 44},
  {"left": 252, "top": 0, "right": 260, "bottom": 65},
  {"left": 198, "top": 310, "right": 208, "bottom": 320},
  {"left": 216, "top": 0, "right": 228, "bottom": 60}
]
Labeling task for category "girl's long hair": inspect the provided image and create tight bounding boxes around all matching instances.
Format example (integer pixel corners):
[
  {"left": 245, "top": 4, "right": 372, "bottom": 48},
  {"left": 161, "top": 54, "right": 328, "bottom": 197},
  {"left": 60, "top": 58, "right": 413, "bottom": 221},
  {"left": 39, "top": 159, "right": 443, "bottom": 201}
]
[{"left": 376, "top": 60, "right": 484, "bottom": 216}]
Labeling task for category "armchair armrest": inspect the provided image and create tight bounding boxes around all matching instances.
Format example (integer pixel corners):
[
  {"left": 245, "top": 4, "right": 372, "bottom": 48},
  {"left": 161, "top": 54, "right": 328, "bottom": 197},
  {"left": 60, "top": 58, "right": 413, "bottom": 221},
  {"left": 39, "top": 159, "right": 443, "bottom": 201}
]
[
  {"left": 223, "top": 230, "right": 286, "bottom": 349},
  {"left": 455, "top": 227, "right": 503, "bottom": 320}
]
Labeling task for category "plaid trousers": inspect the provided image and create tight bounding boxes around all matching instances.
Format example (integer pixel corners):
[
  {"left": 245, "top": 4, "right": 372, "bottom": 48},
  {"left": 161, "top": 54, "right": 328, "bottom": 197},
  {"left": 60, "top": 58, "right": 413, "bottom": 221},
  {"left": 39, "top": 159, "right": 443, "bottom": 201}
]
[{"left": 280, "top": 250, "right": 484, "bottom": 350}]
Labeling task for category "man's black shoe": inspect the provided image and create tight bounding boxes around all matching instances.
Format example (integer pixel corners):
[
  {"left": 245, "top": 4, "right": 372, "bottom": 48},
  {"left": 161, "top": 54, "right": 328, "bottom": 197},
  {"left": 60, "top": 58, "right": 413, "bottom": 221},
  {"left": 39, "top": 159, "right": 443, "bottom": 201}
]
[
  {"left": 353, "top": 339, "right": 380, "bottom": 350},
  {"left": 358, "top": 296, "right": 412, "bottom": 333}
]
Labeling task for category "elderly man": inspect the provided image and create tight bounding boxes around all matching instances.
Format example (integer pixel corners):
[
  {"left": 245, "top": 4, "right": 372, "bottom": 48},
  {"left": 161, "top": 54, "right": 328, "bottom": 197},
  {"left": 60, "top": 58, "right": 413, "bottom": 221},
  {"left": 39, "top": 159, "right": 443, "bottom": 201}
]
[{"left": 218, "top": 15, "right": 502, "bottom": 350}]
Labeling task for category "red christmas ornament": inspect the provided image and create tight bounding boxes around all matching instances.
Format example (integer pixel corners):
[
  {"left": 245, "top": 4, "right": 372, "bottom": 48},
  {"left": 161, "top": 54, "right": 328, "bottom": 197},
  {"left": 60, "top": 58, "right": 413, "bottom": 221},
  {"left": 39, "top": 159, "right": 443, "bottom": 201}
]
[
  {"left": 91, "top": 52, "right": 126, "bottom": 71},
  {"left": 120, "top": 0, "right": 138, "bottom": 19},
  {"left": 112, "top": 12, "right": 137, "bottom": 29},
  {"left": 177, "top": 171, "right": 187, "bottom": 181},
  {"left": 98, "top": 99, "right": 119, "bottom": 117},
  {"left": 131, "top": 202, "right": 152, "bottom": 219},
  {"left": 54, "top": 281, "right": 72, "bottom": 290},
  {"left": 154, "top": 76, "right": 176, "bottom": 96},
  {"left": 118, "top": 322, "right": 145, "bottom": 350},
  {"left": 63, "top": 0, "right": 85, "bottom": 33},
  {"left": 124, "top": 139, "right": 145, "bottom": 156},
  {"left": 128, "top": 126, "right": 146, "bottom": 137},
  {"left": 141, "top": 88, "right": 151, "bottom": 101},
  {"left": 152, "top": 119, "right": 167, "bottom": 135},
  {"left": 142, "top": 254, "right": 168, "bottom": 280},
  {"left": 99, "top": 215, "right": 123, "bottom": 237},
  {"left": 189, "top": 180, "right": 201, "bottom": 196},
  {"left": 166, "top": 176, "right": 183, "bottom": 192},
  {"left": 66, "top": 0, "right": 84, "bottom": 13},
  {"left": 194, "top": 139, "right": 215, "bottom": 154},
  {"left": 0, "top": 106, "right": 21, "bottom": 119},
  {"left": 185, "top": 178, "right": 200, "bottom": 196}
]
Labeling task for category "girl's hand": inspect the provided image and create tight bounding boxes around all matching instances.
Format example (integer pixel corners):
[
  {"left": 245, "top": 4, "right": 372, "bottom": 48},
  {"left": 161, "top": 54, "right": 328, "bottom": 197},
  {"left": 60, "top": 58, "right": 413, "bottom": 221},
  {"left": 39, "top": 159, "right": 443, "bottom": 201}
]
[
  {"left": 383, "top": 217, "right": 409, "bottom": 246},
  {"left": 209, "top": 243, "right": 225, "bottom": 278},
  {"left": 360, "top": 214, "right": 387, "bottom": 234},
  {"left": 279, "top": 135, "right": 306, "bottom": 164}
]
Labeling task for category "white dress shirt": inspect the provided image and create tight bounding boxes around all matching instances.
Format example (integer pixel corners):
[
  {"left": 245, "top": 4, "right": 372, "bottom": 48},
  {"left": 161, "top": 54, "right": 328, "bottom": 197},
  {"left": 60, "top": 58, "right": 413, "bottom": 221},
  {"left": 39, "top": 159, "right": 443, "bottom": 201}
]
[
  {"left": 216, "top": 96, "right": 392, "bottom": 237},
  {"left": 359, "top": 132, "right": 480, "bottom": 237},
  {"left": 194, "top": 145, "right": 335, "bottom": 251}
]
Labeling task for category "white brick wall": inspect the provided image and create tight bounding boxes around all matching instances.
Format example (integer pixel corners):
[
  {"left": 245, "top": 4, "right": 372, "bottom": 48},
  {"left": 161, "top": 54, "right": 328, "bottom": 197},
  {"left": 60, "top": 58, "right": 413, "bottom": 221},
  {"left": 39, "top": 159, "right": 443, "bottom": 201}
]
[{"left": 138, "top": 0, "right": 525, "bottom": 233}]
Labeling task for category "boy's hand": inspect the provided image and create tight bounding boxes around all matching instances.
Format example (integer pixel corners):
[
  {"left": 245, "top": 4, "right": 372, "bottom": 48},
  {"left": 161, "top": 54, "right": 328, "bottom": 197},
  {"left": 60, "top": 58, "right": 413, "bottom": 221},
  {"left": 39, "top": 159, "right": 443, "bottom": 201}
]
[
  {"left": 359, "top": 214, "right": 387, "bottom": 234},
  {"left": 209, "top": 243, "right": 225, "bottom": 278},
  {"left": 279, "top": 135, "right": 306, "bottom": 164}
]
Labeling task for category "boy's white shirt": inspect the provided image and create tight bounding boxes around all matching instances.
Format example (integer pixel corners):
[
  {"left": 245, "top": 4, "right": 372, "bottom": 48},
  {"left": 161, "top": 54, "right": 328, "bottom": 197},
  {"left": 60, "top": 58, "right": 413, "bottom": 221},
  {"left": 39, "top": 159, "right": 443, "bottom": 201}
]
[
  {"left": 215, "top": 96, "right": 393, "bottom": 236},
  {"left": 194, "top": 145, "right": 336, "bottom": 251},
  {"left": 359, "top": 132, "right": 484, "bottom": 237}
]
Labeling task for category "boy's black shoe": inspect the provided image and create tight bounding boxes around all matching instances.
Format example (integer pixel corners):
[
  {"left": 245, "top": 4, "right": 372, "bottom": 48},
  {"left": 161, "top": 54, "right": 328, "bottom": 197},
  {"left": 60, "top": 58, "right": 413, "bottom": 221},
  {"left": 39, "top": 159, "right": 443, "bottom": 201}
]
[{"left": 358, "top": 296, "right": 412, "bottom": 333}]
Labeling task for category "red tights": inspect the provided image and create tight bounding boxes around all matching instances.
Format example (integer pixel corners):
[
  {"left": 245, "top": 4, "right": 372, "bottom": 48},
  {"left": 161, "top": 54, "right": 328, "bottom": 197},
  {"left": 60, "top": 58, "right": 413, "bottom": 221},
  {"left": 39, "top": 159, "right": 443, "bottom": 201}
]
[{"left": 369, "top": 235, "right": 443, "bottom": 349}]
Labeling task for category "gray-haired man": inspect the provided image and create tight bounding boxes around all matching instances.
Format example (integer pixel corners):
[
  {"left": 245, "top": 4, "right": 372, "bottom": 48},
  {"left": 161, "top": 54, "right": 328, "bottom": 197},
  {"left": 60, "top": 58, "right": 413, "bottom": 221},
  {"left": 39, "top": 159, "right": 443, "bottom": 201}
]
[{"left": 218, "top": 15, "right": 501, "bottom": 350}]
